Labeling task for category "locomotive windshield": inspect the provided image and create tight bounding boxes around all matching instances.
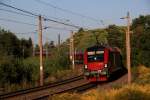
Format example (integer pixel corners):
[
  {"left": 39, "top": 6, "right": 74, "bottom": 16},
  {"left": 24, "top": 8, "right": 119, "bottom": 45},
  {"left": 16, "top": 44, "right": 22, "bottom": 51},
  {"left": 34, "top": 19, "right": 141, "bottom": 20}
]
[{"left": 87, "top": 50, "right": 104, "bottom": 62}]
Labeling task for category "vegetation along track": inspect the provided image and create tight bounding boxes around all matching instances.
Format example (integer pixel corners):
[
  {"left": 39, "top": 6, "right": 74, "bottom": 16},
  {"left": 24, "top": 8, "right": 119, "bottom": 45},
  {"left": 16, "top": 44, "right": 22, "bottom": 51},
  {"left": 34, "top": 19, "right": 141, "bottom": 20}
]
[
  {"left": 0, "top": 70, "right": 127, "bottom": 100},
  {"left": 0, "top": 75, "right": 94, "bottom": 100}
]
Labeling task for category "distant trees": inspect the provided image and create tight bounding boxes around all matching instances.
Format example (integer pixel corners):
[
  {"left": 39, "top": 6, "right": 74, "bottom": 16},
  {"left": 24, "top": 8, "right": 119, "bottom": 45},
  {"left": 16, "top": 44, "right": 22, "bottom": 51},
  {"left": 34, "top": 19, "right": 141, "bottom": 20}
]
[
  {"left": 74, "top": 15, "right": 150, "bottom": 67},
  {"left": 0, "top": 28, "right": 69, "bottom": 91},
  {"left": 0, "top": 29, "right": 21, "bottom": 58},
  {"left": 20, "top": 38, "right": 33, "bottom": 58},
  {"left": 105, "top": 15, "right": 150, "bottom": 67},
  {"left": 131, "top": 15, "right": 150, "bottom": 66},
  {"left": 74, "top": 29, "right": 108, "bottom": 51},
  {"left": 44, "top": 40, "right": 55, "bottom": 49},
  {"left": 0, "top": 59, "right": 33, "bottom": 84},
  {"left": 106, "top": 25, "right": 125, "bottom": 49},
  {"left": 0, "top": 28, "right": 33, "bottom": 88},
  {"left": 0, "top": 28, "right": 33, "bottom": 58}
]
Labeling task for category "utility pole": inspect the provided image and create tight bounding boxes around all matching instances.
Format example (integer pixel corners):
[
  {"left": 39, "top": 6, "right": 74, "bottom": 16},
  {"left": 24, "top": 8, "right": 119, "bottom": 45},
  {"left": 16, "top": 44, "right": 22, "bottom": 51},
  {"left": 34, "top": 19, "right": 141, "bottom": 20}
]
[
  {"left": 58, "top": 34, "right": 60, "bottom": 47},
  {"left": 58, "top": 34, "right": 60, "bottom": 52},
  {"left": 22, "top": 45, "right": 24, "bottom": 58},
  {"left": 69, "top": 35, "right": 72, "bottom": 62},
  {"left": 38, "top": 15, "right": 43, "bottom": 86},
  {"left": 32, "top": 41, "right": 35, "bottom": 57},
  {"left": 32, "top": 36, "right": 35, "bottom": 56},
  {"left": 46, "top": 37, "right": 48, "bottom": 58},
  {"left": 121, "top": 12, "right": 131, "bottom": 84},
  {"left": 70, "top": 31, "right": 75, "bottom": 70}
]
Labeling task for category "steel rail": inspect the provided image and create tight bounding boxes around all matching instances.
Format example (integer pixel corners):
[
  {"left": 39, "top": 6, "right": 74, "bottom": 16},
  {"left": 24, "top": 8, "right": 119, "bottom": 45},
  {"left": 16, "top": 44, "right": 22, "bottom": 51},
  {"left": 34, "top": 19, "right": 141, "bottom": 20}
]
[{"left": 0, "top": 75, "right": 84, "bottom": 99}]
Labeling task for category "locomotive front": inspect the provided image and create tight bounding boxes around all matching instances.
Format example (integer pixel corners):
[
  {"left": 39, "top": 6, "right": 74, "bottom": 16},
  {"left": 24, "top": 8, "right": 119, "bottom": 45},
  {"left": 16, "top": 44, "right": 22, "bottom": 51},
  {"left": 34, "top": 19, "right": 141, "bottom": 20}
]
[{"left": 84, "top": 45, "right": 109, "bottom": 82}]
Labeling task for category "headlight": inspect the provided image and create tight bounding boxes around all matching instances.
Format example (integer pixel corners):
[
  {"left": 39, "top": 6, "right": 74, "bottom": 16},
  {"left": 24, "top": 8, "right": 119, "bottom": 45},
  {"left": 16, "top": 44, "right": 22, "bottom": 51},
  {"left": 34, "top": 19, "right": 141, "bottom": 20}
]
[
  {"left": 84, "top": 65, "right": 88, "bottom": 69},
  {"left": 98, "top": 70, "right": 101, "bottom": 73},
  {"left": 104, "top": 64, "right": 107, "bottom": 68}
]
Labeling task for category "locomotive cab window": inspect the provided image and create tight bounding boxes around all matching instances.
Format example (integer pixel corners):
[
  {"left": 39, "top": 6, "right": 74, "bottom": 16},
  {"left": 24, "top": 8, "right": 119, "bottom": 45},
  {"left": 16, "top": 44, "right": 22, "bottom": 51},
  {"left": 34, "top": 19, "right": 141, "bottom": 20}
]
[{"left": 87, "top": 50, "right": 104, "bottom": 62}]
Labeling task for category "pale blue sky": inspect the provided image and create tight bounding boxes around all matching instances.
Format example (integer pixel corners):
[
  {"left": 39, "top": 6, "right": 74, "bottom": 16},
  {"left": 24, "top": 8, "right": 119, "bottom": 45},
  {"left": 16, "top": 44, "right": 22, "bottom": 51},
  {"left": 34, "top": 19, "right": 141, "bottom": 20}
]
[{"left": 0, "top": 0, "right": 150, "bottom": 44}]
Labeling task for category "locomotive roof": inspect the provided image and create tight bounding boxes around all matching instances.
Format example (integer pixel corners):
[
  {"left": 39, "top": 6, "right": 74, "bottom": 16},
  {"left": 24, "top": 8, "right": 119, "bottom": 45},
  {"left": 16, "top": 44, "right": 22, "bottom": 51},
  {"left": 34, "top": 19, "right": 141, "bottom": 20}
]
[
  {"left": 86, "top": 45, "right": 121, "bottom": 53},
  {"left": 86, "top": 45, "right": 106, "bottom": 51}
]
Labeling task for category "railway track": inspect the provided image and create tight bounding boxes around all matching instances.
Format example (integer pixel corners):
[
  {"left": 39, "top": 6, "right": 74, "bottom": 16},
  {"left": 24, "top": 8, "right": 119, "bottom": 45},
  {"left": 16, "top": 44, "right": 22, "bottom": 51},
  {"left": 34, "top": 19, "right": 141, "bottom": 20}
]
[
  {"left": 0, "top": 75, "right": 95, "bottom": 100},
  {"left": 0, "top": 69, "right": 127, "bottom": 100}
]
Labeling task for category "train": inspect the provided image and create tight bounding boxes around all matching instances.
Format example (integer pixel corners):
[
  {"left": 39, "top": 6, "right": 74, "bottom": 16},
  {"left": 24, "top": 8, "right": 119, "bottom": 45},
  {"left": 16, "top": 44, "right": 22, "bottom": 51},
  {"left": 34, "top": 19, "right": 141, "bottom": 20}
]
[{"left": 83, "top": 45, "right": 127, "bottom": 82}]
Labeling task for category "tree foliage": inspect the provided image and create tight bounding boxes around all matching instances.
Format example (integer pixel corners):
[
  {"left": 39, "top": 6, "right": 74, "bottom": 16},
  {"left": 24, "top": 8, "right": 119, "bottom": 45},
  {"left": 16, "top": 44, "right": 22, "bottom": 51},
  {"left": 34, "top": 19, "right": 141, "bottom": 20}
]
[
  {"left": 0, "top": 28, "right": 32, "bottom": 58},
  {"left": 0, "top": 28, "right": 33, "bottom": 88},
  {"left": 73, "top": 28, "right": 108, "bottom": 51},
  {"left": 131, "top": 15, "right": 150, "bottom": 66},
  {"left": 106, "top": 25, "right": 125, "bottom": 49}
]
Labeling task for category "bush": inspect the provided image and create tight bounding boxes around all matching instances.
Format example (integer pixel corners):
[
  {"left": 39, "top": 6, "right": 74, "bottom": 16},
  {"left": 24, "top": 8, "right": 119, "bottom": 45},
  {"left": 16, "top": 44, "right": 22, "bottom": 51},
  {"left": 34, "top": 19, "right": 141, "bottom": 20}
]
[{"left": 0, "top": 58, "right": 35, "bottom": 85}]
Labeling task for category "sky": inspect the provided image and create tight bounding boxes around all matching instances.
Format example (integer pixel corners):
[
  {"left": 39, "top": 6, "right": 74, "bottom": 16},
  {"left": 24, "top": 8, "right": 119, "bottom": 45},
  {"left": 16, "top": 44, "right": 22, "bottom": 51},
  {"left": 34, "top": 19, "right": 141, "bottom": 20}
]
[{"left": 0, "top": 0, "right": 150, "bottom": 45}]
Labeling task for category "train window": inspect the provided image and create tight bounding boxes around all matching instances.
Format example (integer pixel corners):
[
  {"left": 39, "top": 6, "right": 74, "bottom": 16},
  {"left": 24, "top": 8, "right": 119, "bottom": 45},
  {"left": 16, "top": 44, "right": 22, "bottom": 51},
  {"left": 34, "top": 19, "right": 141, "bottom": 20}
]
[
  {"left": 87, "top": 50, "right": 104, "bottom": 62},
  {"left": 96, "top": 51, "right": 104, "bottom": 54},
  {"left": 87, "top": 51, "right": 95, "bottom": 55}
]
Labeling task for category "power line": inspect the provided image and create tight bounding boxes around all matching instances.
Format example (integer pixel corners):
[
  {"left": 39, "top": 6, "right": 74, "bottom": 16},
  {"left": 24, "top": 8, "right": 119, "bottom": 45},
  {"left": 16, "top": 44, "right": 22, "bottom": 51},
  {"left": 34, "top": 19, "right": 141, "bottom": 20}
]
[
  {"left": 0, "top": 9, "right": 77, "bottom": 30},
  {"left": 0, "top": 2, "right": 38, "bottom": 16},
  {"left": 0, "top": 8, "right": 36, "bottom": 18},
  {"left": 42, "top": 14, "right": 71, "bottom": 23},
  {"left": 34, "top": 0, "right": 102, "bottom": 25},
  {"left": 0, "top": 8, "right": 71, "bottom": 22},
  {"left": 43, "top": 26, "right": 77, "bottom": 31},
  {"left": 43, "top": 18, "right": 81, "bottom": 29},
  {"left": 0, "top": 18, "right": 37, "bottom": 26},
  {"left": 15, "top": 32, "right": 37, "bottom": 34},
  {"left": 0, "top": 16, "right": 76, "bottom": 31},
  {"left": 0, "top": 2, "right": 83, "bottom": 29},
  {"left": 16, "top": 26, "right": 76, "bottom": 34}
]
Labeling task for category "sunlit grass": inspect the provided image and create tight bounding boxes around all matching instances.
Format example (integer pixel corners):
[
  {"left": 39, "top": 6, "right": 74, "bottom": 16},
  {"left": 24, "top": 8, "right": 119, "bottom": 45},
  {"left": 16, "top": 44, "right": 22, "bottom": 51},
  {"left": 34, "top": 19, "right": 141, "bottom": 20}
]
[
  {"left": 52, "top": 84, "right": 150, "bottom": 100},
  {"left": 52, "top": 66, "right": 150, "bottom": 100},
  {"left": 133, "top": 65, "right": 150, "bottom": 84},
  {"left": 45, "top": 68, "right": 81, "bottom": 84}
]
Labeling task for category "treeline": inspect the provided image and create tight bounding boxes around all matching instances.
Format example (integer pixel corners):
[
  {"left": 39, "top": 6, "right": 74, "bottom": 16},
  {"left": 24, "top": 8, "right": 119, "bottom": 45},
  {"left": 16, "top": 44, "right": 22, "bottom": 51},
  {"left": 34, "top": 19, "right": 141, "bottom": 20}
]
[
  {"left": 0, "top": 28, "right": 70, "bottom": 92},
  {"left": 131, "top": 15, "right": 150, "bottom": 66},
  {"left": 73, "top": 15, "right": 150, "bottom": 67},
  {"left": 0, "top": 28, "right": 32, "bottom": 59},
  {"left": 107, "top": 15, "right": 150, "bottom": 67},
  {"left": 0, "top": 29, "right": 34, "bottom": 90}
]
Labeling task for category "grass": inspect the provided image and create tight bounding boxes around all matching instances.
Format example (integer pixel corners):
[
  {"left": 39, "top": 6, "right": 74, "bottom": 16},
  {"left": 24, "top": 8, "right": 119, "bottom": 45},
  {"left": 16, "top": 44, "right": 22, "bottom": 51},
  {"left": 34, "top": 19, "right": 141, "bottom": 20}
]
[
  {"left": 52, "top": 84, "right": 150, "bottom": 100},
  {"left": 44, "top": 68, "right": 81, "bottom": 84},
  {"left": 52, "top": 66, "right": 150, "bottom": 100},
  {"left": 133, "top": 66, "right": 150, "bottom": 84}
]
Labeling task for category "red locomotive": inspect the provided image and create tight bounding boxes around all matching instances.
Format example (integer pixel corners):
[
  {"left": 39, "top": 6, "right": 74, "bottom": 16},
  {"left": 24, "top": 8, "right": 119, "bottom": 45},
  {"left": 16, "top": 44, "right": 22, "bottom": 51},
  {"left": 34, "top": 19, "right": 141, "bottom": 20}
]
[{"left": 83, "top": 45, "right": 126, "bottom": 82}]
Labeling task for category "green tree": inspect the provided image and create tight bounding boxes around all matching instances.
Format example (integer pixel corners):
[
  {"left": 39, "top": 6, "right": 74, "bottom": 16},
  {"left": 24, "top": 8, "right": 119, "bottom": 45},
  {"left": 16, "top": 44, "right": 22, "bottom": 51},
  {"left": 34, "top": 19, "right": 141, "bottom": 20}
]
[
  {"left": 106, "top": 25, "right": 125, "bottom": 49},
  {"left": 20, "top": 38, "right": 32, "bottom": 58},
  {"left": 0, "top": 28, "right": 21, "bottom": 57},
  {"left": 73, "top": 29, "right": 108, "bottom": 51},
  {"left": 131, "top": 15, "right": 150, "bottom": 66}
]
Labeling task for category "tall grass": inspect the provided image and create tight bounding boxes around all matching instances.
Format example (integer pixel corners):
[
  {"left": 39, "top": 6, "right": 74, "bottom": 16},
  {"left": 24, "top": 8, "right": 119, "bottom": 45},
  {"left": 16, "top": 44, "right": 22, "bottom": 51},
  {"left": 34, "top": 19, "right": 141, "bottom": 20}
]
[
  {"left": 132, "top": 66, "right": 150, "bottom": 84},
  {"left": 52, "top": 66, "right": 150, "bottom": 100},
  {"left": 52, "top": 84, "right": 150, "bottom": 100}
]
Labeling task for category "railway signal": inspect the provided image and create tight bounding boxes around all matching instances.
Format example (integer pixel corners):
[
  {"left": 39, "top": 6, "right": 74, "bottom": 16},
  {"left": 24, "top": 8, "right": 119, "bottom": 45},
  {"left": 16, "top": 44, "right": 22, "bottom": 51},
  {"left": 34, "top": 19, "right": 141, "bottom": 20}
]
[{"left": 121, "top": 12, "right": 131, "bottom": 84}]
